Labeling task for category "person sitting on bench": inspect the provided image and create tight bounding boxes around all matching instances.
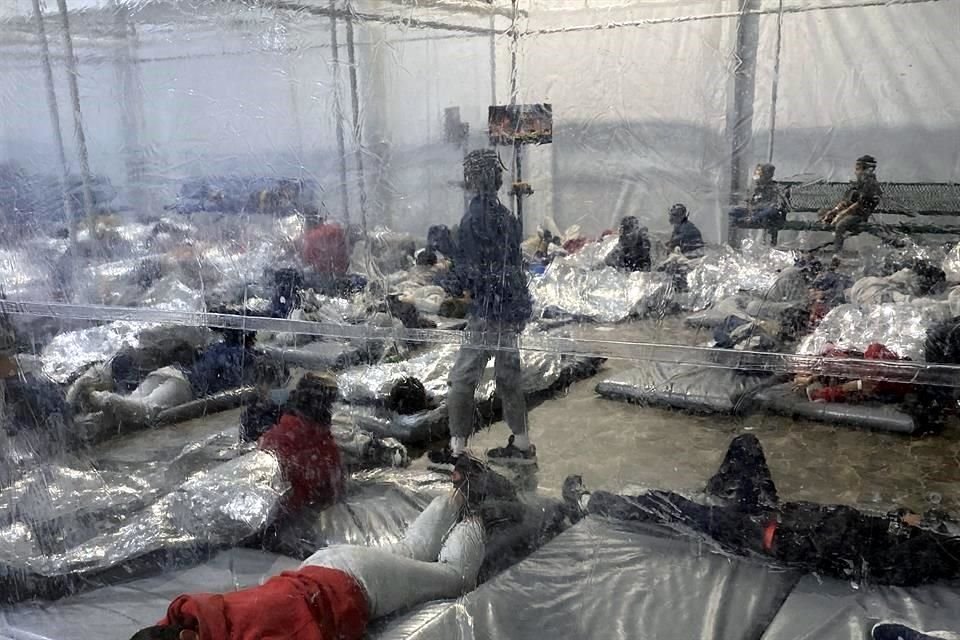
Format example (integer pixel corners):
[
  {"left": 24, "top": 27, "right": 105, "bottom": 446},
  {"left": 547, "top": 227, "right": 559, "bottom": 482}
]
[
  {"left": 605, "top": 216, "right": 652, "bottom": 272},
  {"left": 564, "top": 433, "right": 960, "bottom": 586},
  {"left": 667, "top": 203, "right": 705, "bottom": 257},
  {"left": 729, "top": 163, "right": 783, "bottom": 230},
  {"left": 128, "top": 455, "right": 503, "bottom": 640},
  {"left": 85, "top": 328, "right": 259, "bottom": 424},
  {"left": 819, "top": 154, "right": 883, "bottom": 251}
]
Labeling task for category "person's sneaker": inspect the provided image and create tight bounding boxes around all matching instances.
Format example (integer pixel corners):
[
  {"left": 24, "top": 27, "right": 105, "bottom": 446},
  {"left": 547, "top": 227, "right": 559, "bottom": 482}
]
[
  {"left": 427, "top": 446, "right": 457, "bottom": 466},
  {"left": 486, "top": 435, "right": 537, "bottom": 466},
  {"left": 873, "top": 623, "right": 960, "bottom": 640},
  {"left": 451, "top": 454, "right": 518, "bottom": 508},
  {"left": 561, "top": 474, "right": 590, "bottom": 523}
]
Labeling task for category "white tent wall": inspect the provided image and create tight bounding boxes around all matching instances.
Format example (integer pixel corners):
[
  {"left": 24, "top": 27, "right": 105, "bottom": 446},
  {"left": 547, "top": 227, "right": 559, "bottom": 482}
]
[
  {"left": 2, "top": 0, "right": 960, "bottom": 245},
  {"left": 351, "top": 20, "right": 504, "bottom": 235},
  {"left": 752, "top": 0, "right": 960, "bottom": 184},
  {"left": 514, "top": 0, "right": 740, "bottom": 242}
]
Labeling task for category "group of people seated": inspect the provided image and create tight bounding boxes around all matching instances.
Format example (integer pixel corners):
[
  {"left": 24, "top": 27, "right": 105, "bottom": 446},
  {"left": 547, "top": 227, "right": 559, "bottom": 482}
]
[{"left": 730, "top": 154, "right": 883, "bottom": 251}]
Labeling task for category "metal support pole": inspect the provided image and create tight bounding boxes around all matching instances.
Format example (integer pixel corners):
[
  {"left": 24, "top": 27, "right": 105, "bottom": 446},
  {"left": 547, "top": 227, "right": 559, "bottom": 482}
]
[
  {"left": 508, "top": 0, "right": 523, "bottom": 232},
  {"left": 727, "top": 0, "right": 760, "bottom": 245},
  {"left": 330, "top": 2, "right": 351, "bottom": 224},
  {"left": 344, "top": 6, "right": 366, "bottom": 232},
  {"left": 31, "top": 0, "right": 75, "bottom": 243},
  {"left": 767, "top": 0, "right": 784, "bottom": 164},
  {"left": 55, "top": 0, "right": 96, "bottom": 232}
]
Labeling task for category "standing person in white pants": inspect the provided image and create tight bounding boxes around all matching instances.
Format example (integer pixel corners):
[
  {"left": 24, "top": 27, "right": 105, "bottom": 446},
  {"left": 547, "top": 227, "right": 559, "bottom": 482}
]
[{"left": 442, "top": 149, "right": 536, "bottom": 466}]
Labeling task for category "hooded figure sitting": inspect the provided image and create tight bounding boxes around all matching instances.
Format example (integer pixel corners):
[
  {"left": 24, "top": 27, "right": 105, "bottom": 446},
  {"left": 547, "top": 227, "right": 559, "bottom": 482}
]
[{"left": 604, "top": 216, "right": 651, "bottom": 272}]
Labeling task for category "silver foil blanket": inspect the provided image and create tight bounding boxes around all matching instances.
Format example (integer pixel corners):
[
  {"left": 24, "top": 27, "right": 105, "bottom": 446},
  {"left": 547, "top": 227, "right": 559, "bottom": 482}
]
[
  {"left": 336, "top": 340, "right": 568, "bottom": 405},
  {"left": 530, "top": 239, "right": 794, "bottom": 321},
  {"left": 0, "top": 449, "right": 287, "bottom": 585},
  {"left": 681, "top": 243, "right": 796, "bottom": 312},
  {"left": 531, "top": 264, "right": 674, "bottom": 323},
  {"left": 797, "top": 301, "right": 952, "bottom": 361},
  {"left": 40, "top": 322, "right": 212, "bottom": 384}
]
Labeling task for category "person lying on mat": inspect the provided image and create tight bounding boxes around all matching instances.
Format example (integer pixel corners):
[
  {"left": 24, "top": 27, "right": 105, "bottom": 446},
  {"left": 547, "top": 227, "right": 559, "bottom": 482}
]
[
  {"left": 83, "top": 328, "right": 260, "bottom": 424},
  {"left": 793, "top": 342, "right": 913, "bottom": 403},
  {"left": 563, "top": 434, "right": 960, "bottom": 586},
  {"left": 605, "top": 216, "right": 651, "bottom": 272},
  {"left": 128, "top": 455, "right": 508, "bottom": 640}
]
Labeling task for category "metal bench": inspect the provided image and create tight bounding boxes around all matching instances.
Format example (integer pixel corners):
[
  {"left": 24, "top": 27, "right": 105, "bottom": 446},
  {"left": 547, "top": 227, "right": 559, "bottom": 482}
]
[{"left": 730, "top": 181, "right": 960, "bottom": 245}]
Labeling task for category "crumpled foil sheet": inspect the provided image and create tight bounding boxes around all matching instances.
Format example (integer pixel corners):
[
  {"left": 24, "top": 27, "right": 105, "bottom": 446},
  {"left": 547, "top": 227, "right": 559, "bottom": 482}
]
[
  {"left": 1, "top": 449, "right": 286, "bottom": 586},
  {"left": 531, "top": 263, "right": 674, "bottom": 323},
  {"left": 41, "top": 322, "right": 211, "bottom": 384},
  {"left": 337, "top": 340, "right": 568, "bottom": 405},
  {"left": 681, "top": 243, "right": 796, "bottom": 312},
  {"left": 797, "top": 301, "right": 952, "bottom": 361},
  {"left": 942, "top": 242, "right": 960, "bottom": 283}
]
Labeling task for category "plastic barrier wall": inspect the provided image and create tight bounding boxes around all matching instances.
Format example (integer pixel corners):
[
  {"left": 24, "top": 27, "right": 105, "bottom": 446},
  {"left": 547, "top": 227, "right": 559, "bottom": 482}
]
[{"left": 2, "top": 1, "right": 960, "bottom": 639}]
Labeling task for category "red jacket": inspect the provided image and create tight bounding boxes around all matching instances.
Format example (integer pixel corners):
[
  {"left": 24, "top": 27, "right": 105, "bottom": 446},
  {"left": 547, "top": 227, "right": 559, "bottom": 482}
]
[
  {"left": 160, "top": 565, "right": 368, "bottom": 640},
  {"left": 811, "top": 343, "right": 912, "bottom": 402},
  {"left": 303, "top": 224, "right": 350, "bottom": 275},
  {"left": 258, "top": 413, "right": 345, "bottom": 511}
]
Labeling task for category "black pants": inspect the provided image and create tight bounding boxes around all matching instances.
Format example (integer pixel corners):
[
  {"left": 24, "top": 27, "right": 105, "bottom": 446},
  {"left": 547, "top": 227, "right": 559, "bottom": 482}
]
[{"left": 587, "top": 434, "right": 960, "bottom": 586}]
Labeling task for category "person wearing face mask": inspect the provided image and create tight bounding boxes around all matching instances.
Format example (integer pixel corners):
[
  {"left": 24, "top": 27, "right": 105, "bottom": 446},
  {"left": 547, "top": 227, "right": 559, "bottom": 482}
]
[
  {"left": 819, "top": 155, "right": 883, "bottom": 252},
  {"left": 729, "top": 163, "right": 784, "bottom": 242},
  {"left": 604, "top": 216, "right": 652, "bottom": 272},
  {"left": 667, "top": 203, "right": 705, "bottom": 257}
]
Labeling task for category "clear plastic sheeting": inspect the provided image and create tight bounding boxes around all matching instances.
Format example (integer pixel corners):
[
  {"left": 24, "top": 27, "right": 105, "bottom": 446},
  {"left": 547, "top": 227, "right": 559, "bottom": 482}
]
[{"left": 3, "top": 0, "right": 960, "bottom": 638}]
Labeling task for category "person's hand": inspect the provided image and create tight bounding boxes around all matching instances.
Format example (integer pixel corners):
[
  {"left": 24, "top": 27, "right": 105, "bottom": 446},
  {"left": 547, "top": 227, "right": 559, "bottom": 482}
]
[{"left": 901, "top": 512, "right": 922, "bottom": 527}]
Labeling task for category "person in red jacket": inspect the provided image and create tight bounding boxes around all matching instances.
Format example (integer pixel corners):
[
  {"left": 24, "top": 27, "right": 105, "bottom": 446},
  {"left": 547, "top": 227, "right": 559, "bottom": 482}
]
[
  {"left": 794, "top": 342, "right": 913, "bottom": 404},
  {"left": 257, "top": 372, "right": 346, "bottom": 511},
  {"left": 302, "top": 209, "right": 350, "bottom": 276},
  {"left": 128, "top": 455, "right": 491, "bottom": 640}
]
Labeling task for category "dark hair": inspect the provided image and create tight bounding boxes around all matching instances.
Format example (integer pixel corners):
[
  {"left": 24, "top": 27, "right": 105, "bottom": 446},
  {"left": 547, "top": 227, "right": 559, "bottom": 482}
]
[
  {"left": 427, "top": 225, "right": 454, "bottom": 256},
  {"left": 129, "top": 624, "right": 185, "bottom": 640},
  {"left": 416, "top": 249, "right": 438, "bottom": 267},
  {"left": 387, "top": 376, "right": 428, "bottom": 415},
  {"left": 756, "top": 163, "right": 776, "bottom": 180},
  {"left": 668, "top": 203, "right": 688, "bottom": 222},
  {"left": 463, "top": 149, "right": 504, "bottom": 193},
  {"left": 856, "top": 154, "right": 877, "bottom": 169},
  {"left": 220, "top": 328, "right": 256, "bottom": 347},
  {"left": 619, "top": 216, "right": 640, "bottom": 235},
  {"left": 286, "top": 373, "right": 338, "bottom": 424}
]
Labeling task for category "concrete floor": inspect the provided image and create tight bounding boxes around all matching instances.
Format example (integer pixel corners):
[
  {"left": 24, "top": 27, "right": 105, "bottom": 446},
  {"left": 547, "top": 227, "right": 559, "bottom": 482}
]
[{"left": 462, "top": 319, "right": 960, "bottom": 520}]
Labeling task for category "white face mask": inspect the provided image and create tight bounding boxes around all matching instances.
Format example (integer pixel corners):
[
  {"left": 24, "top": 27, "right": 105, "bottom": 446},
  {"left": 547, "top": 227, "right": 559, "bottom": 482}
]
[{"left": 269, "top": 388, "right": 291, "bottom": 405}]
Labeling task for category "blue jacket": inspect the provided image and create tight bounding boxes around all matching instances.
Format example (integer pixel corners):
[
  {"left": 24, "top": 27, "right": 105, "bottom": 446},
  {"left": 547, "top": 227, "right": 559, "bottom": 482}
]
[
  {"left": 185, "top": 343, "right": 257, "bottom": 398},
  {"left": 3, "top": 374, "right": 72, "bottom": 435},
  {"left": 669, "top": 219, "right": 705, "bottom": 256},
  {"left": 455, "top": 195, "right": 532, "bottom": 325}
]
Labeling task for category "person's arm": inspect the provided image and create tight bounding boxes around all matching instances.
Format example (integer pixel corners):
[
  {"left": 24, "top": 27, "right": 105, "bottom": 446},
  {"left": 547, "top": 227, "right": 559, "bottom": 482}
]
[
  {"left": 604, "top": 246, "right": 622, "bottom": 268},
  {"left": 453, "top": 216, "right": 479, "bottom": 297}
]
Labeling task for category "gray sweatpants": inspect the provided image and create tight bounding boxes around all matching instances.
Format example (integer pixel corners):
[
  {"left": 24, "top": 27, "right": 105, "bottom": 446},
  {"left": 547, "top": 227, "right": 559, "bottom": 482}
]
[
  {"left": 833, "top": 212, "right": 868, "bottom": 250},
  {"left": 91, "top": 366, "right": 194, "bottom": 423},
  {"left": 302, "top": 494, "right": 485, "bottom": 618},
  {"left": 447, "top": 317, "right": 527, "bottom": 440}
]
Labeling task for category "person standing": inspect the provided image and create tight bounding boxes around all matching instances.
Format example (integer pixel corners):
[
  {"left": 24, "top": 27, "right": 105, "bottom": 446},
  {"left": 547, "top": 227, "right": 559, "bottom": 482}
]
[{"left": 444, "top": 149, "right": 536, "bottom": 465}]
